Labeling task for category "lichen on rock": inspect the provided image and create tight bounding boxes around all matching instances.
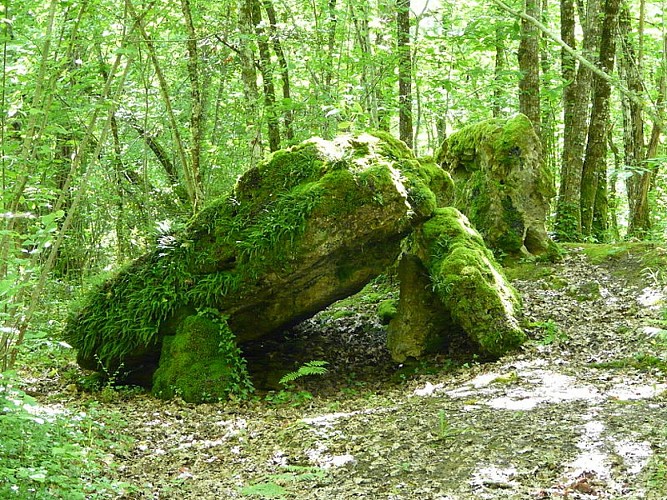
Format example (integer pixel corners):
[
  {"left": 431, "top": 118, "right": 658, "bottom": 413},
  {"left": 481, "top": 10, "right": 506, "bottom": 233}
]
[{"left": 434, "top": 114, "right": 556, "bottom": 257}]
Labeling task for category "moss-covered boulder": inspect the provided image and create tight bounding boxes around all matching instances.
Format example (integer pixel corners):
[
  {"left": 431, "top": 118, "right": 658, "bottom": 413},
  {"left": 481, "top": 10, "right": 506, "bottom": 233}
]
[
  {"left": 63, "top": 132, "right": 454, "bottom": 387},
  {"left": 152, "top": 313, "right": 254, "bottom": 403},
  {"left": 434, "top": 114, "right": 556, "bottom": 256},
  {"left": 388, "top": 208, "right": 525, "bottom": 361}
]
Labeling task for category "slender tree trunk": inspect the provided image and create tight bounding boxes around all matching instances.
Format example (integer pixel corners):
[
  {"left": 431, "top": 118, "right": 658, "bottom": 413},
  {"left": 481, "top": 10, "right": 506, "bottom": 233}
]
[
  {"left": 264, "top": 0, "right": 295, "bottom": 142},
  {"left": 126, "top": 0, "right": 201, "bottom": 210},
  {"left": 607, "top": 129, "right": 621, "bottom": 241},
  {"left": 580, "top": 0, "right": 621, "bottom": 239},
  {"left": 397, "top": 0, "right": 413, "bottom": 148},
  {"left": 0, "top": 1, "right": 58, "bottom": 279},
  {"left": 518, "top": 0, "right": 541, "bottom": 138},
  {"left": 326, "top": 0, "right": 338, "bottom": 91},
  {"left": 6, "top": 30, "right": 134, "bottom": 367},
  {"left": 554, "top": 0, "right": 600, "bottom": 241},
  {"left": 622, "top": 2, "right": 665, "bottom": 239},
  {"left": 540, "top": 0, "right": 558, "bottom": 174},
  {"left": 247, "top": 0, "right": 281, "bottom": 152},
  {"left": 351, "top": 4, "right": 380, "bottom": 129},
  {"left": 237, "top": 0, "right": 263, "bottom": 163},
  {"left": 620, "top": 3, "right": 647, "bottom": 238},
  {"left": 493, "top": 12, "right": 506, "bottom": 117},
  {"left": 181, "top": 0, "right": 205, "bottom": 202}
]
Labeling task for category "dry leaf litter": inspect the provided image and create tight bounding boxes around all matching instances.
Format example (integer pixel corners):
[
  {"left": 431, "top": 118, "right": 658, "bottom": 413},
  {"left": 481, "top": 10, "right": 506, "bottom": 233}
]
[{"left": 21, "top": 246, "right": 667, "bottom": 499}]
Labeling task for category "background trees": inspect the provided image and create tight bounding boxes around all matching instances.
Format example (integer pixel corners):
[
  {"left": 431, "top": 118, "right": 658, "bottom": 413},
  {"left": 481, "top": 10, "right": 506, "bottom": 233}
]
[{"left": 1, "top": 0, "right": 666, "bottom": 365}]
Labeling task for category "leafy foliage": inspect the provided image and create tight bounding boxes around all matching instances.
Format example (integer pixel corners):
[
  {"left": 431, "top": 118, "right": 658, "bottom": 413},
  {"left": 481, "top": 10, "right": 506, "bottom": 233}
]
[
  {"left": 0, "top": 372, "right": 133, "bottom": 498},
  {"left": 279, "top": 360, "right": 330, "bottom": 386}
]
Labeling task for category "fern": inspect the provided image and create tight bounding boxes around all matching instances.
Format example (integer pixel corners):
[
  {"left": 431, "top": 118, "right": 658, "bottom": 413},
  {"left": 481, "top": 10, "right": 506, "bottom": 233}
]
[{"left": 279, "top": 360, "right": 329, "bottom": 386}]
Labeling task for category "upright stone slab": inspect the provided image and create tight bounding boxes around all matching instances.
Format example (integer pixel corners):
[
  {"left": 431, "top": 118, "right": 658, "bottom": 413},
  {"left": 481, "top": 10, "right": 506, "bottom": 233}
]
[
  {"left": 388, "top": 208, "right": 525, "bottom": 361},
  {"left": 434, "top": 114, "right": 556, "bottom": 256}
]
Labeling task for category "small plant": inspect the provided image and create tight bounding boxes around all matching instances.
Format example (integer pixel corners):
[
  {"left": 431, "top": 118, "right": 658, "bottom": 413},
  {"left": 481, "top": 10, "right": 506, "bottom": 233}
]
[
  {"left": 0, "top": 372, "right": 134, "bottom": 497},
  {"left": 200, "top": 308, "right": 255, "bottom": 400},
  {"left": 240, "top": 465, "right": 328, "bottom": 498},
  {"left": 530, "top": 320, "right": 568, "bottom": 345},
  {"left": 265, "top": 389, "right": 314, "bottom": 407},
  {"left": 645, "top": 451, "right": 667, "bottom": 495},
  {"left": 240, "top": 481, "right": 288, "bottom": 498},
  {"left": 265, "top": 361, "right": 329, "bottom": 407},
  {"left": 642, "top": 267, "right": 665, "bottom": 287},
  {"left": 279, "top": 360, "right": 329, "bottom": 387},
  {"left": 435, "top": 409, "right": 464, "bottom": 440},
  {"left": 491, "top": 371, "right": 520, "bottom": 385}
]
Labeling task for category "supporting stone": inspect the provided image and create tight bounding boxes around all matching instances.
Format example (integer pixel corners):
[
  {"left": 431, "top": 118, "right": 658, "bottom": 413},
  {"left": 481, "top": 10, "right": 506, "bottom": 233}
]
[{"left": 388, "top": 208, "right": 525, "bottom": 361}]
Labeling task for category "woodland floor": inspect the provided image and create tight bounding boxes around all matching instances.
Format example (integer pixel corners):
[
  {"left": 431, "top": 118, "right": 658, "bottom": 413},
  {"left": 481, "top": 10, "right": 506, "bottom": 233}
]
[{"left": 18, "top": 244, "right": 667, "bottom": 499}]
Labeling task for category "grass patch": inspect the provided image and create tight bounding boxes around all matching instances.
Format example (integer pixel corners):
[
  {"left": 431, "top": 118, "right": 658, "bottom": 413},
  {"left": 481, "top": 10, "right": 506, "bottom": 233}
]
[
  {"left": 645, "top": 452, "right": 667, "bottom": 496},
  {"left": 589, "top": 354, "right": 667, "bottom": 374}
]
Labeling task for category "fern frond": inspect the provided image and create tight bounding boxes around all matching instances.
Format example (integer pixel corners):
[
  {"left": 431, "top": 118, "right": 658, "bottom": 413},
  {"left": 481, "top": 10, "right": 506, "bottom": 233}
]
[{"left": 279, "top": 360, "right": 329, "bottom": 386}]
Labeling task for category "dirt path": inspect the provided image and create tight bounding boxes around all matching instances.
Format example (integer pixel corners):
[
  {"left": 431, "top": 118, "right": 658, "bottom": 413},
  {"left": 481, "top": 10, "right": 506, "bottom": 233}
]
[{"left": 31, "top": 246, "right": 667, "bottom": 499}]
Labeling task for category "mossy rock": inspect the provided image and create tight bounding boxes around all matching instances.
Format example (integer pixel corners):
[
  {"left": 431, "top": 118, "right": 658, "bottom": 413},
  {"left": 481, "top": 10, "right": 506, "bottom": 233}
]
[
  {"left": 152, "top": 314, "right": 252, "bottom": 403},
  {"left": 387, "top": 254, "right": 457, "bottom": 361},
  {"left": 434, "top": 114, "right": 557, "bottom": 257},
  {"left": 63, "top": 132, "right": 451, "bottom": 391},
  {"left": 390, "top": 208, "right": 525, "bottom": 360}
]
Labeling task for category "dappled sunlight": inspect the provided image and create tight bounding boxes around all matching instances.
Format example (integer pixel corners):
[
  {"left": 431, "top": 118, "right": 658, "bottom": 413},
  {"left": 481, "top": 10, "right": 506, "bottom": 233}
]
[{"left": 638, "top": 286, "right": 664, "bottom": 308}]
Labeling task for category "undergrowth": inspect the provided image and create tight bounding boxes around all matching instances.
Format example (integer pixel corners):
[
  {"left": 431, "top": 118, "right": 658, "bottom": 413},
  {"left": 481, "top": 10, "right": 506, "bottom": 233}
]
[{"left": 0, "top": 372, "right": 134, "bottom": 498}]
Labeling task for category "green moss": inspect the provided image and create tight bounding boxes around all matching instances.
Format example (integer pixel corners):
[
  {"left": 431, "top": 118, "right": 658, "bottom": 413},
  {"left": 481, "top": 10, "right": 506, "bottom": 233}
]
[
  {"left": 372, "top": 130, "right": 454, "bottom": 213},
  {"left": 503, "top": 262, "right": 556, "bottom": 281},
  {"left": 590, "top": 354, "right": 667, "bottom": 375},
  {"left": 377, "top": 299, "right": 398, "bottom": 324},
  {"left": 234, "top": 142, "right": 325, "bottom": 208},
  {"left": 418, "top": 208, "right": 525, "bottom": 358},
  {"left": 434, "top": 115, "right": 534, "bottom": 170},
  {"left": 64, "top": 131, "right": 444, "bottom": 392},
  {"left": 152, "top": 313, "right": 253, "bottom": 403},
  {"left": 574, "top": 242, "right": 650, "bottom": 264}
]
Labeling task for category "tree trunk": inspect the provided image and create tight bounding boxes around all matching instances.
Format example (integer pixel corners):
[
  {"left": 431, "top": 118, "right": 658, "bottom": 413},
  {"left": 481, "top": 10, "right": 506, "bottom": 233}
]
[
  {"left": 580, "top": 0, "right": 621, "bottom": 239},
  {"left": 554, "top": 0, "right": 600, "bottom": 241},
  {"left": 518, "top": 0, "right": 541, "bottom": 138},
  {"left": 493, "top": 13, "right": 506, "bottom": 117},
  {"left": 263, "top": 0, "right": 295, "bottom": 142},
  {"left": 351, "top": 4, "right": 380, "bottom": 130},
  {"left": 180, "top": 0, "right": 205, "bottom": 204},
  {"left": 397, "top": 0, "right": 413, "bottom": 148},
  {"left": 126, "top": 0, "right": 201, "bottom": 210},
  {"left": 621, "top": 2, "right": 664, "bottom": 239},
  {"left": 237, "top": 0, "right": 263, "bottom": 164},
  {"left": 246, "top": 0, "right": 281, "bottom": 152}
]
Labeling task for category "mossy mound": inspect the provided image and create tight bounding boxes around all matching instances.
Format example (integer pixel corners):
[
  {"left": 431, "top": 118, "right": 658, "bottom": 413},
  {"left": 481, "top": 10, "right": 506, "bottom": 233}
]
[
  {"left": 388, "top": 208, "right": 525, "bottom": 361},
  {"left": 434, "top": 114, "right": 556, "bottom": 257},
  {"left": 152, "top": 313, "right": 253, "bottom": 403},
  {"left": 63, "top": 132, "right": 454, "bottom": 390}
]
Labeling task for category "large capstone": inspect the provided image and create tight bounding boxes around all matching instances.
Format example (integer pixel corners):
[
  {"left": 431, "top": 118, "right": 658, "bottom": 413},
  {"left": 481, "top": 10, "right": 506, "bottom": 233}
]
[{"left": 434, "top": 114, "right": 556, "bottom": 256}]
